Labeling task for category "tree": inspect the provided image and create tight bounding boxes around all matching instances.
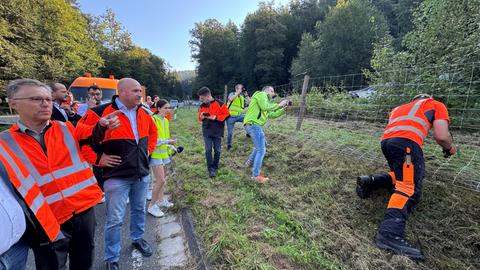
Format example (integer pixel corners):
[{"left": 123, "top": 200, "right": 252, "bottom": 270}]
[
  {"left": 291, "top": 0, "right": 389, "bottom": 80},
  {"left": 239, "top": 2, "right": 289, "bottom": 90},
  {"left": 190, "top": 19, "right": 239, "bottom": 95},
  {"left": 0, "top": 0, "right": 103, "bottom": 87},
  {"left": 36, "top": 0, "right": 103, "bottom": 82}
]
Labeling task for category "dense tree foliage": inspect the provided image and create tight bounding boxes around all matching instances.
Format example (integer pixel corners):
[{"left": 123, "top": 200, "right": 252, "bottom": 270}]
[
  {"left": 370, "top": 0, "right": 480, "bottom": 112},
  {"left": 0, "top": 2, "right": 182, "bottom": 98},
  {"left": 0, "top": 0, "right": 103, "bottom": 88},
  {"left": 291, "top": 0, "right": 389, "bottom": 79},
  {"left": 189, "top": 19, "right": 239, "bottom": 95}
]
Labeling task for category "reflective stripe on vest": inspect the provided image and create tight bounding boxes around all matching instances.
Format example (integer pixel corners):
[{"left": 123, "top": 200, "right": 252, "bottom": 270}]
[
  {"left": 383, "top": 98, "right": 430, "bottom": 141},
  {"left": 0, "top": 142, "right": 63, "bottom": 242},
  {"left": 0, "top": 124, "right": 90, "bottom": 186},
  {"left": 387, "top": 98, "right": 429, "bottom": 132},
  {"left": 0, "top": 122, "right": 96, "bottom": 205},
  {"left": 0, "top": 144, "right": 44, "bottom": 214}
]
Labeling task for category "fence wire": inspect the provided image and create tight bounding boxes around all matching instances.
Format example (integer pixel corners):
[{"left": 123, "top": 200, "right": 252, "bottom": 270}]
[{"left": 271, "top": 63, "right": 480, "bottom": 192}]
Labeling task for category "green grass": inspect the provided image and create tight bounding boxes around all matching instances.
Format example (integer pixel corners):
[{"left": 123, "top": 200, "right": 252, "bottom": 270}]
[{"left": 169, "top": 108, "right": 480, "bottom": 270}]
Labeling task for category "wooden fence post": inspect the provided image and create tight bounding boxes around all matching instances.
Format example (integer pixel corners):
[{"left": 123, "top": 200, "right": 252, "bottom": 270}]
[
  {"left": 296, "top": 74, "right": 310, "bottom": 131},
  {"left": 223, "top": 85, "right": 228, "bottom": 102}
]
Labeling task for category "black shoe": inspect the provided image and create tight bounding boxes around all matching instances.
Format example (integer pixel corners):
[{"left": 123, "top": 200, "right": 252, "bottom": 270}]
[
  {"left": 227, "top": 145, "right": 232, "bottom": 150},
  {"left": 132, "top": 239, "right": 153, "bottom": 257},
  {"left": 209, "top": 170, "right": 216, "bottom": 178},
  {"left": 356, "top": 175, "right": 372, "bottom": 199},
  {"left": 106, "top": 262, "right": 119, "bottom": 270},
  {"left": 376, "top": 234, "right": 424, "bottom": 260}
]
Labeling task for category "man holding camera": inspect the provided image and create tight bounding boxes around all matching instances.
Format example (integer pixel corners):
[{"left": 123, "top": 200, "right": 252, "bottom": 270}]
[
  {"left": 197, "top": 87, "right": 230, "bottom": 178},
  {"left": 356, "top": 94, "right": 456, "bottom": 260},
  {"left": 226, "top": 84, "right": 250, "bottom": 150},
  {"left": 243, "top": 86, "right": 290, "bottom": 183}
]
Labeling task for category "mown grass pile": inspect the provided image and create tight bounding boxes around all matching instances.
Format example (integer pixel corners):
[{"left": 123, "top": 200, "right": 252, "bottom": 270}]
[{"left": 169, "top": 108, "right": 479, "bottom": 270}]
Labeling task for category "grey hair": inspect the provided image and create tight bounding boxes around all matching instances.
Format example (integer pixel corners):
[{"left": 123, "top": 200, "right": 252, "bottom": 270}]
[
  {"left": 6, "top": 79, "right": 51, "bottom": 99},
  {"left": 262, "top": 86, "right": 273, "bottom": 92}
]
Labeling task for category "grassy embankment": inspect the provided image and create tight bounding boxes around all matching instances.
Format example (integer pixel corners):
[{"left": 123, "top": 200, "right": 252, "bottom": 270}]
[{"left": 169, "top": 108, "right": 479, "bottom": 270}]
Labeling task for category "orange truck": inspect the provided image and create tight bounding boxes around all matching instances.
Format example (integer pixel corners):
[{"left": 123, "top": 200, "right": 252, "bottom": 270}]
[
  {"left": 68, "top": 73, "right": 118, "bottom": 103},
  {"left": 69, "top": 73, "right": 148, "bottom": 105}
]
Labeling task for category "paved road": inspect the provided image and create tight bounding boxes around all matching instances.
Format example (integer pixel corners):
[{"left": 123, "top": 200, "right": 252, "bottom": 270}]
[{"left": 26, "top": 196, "right": 190, "bottom": 270}]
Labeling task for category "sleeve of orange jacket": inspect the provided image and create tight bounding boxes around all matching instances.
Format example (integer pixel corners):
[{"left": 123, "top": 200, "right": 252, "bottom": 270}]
[
  {"left": 78, "top": 109, "right": 104, "bottom": 165},
  {"left": 215, "top": 102, "right": 230, "bottom": 122},
  {"left": 147, "top": 115, "right": 157, "bottom": 154}
]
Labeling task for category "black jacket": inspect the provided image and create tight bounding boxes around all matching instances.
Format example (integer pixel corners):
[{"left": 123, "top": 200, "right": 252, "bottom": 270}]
[{"left": 51, "top": 105, "right": 81, "bottom": 124}]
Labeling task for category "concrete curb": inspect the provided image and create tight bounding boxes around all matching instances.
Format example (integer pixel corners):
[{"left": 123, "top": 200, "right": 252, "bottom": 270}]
[{"left": 180, "top": 208, "right": 210, "bottom": 270}]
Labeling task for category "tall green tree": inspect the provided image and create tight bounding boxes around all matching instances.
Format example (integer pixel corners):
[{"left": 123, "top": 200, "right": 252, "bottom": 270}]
[
  {"left": 291, "top": 0, "right": 389, "bottom": 80},
  {"left": 239, "top": 2, "right": 288, "bottom": 90},
  {"left": 190, "top": 19, "right": 239, "bottom": 95},
  {"left": 36, "top": 0, "right": 103, "bottom": 82},
  {"left": 0, "top": 0, "right": 103, "bottom": 87}
]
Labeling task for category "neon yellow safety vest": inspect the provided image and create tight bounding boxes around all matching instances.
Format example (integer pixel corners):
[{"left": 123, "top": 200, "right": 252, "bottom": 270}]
[
  {"left": 228, "top": 95, "right": 245, "bottom": 117},
  {"left": 151, "top": 114, "right": 170, "bottom": 159}
]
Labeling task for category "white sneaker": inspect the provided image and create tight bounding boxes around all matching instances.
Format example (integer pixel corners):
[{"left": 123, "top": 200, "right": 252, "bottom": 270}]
[
  {"left": 159, "top": 199, "right": 174, "bottom": 208},
  {"left": 147, "top": 204, "right": 165, "bottom": 218},
  {"left": 146, "top": 190, "right": 152, "bottom": 201}
]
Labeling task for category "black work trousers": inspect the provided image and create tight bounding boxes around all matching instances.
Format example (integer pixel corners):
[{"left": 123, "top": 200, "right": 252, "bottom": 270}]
[
  {"left": 32, "top": 207, "right": 96, "bottom": 270},
  {"left": 371, "top": 138, "right": 425, "bottom": 238}
]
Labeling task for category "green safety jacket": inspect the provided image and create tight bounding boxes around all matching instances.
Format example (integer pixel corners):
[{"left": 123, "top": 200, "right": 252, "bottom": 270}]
[
  {"left": 243, "top": 91, "right": 285, "bottom": 126},
  {"left": 151, "top": 114, "right": 170, "bottom": 159},
  {"left": 228, "top": 94, "right": 245, "bottom": 117}
]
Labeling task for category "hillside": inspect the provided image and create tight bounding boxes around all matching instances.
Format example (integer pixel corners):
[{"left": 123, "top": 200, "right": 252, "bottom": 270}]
[{"left": 170, "top": 108, "right": 479, "bottom": 270}]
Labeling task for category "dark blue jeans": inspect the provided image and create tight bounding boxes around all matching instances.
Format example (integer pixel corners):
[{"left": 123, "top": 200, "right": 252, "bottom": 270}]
[
  {"left": 226, "top": 115, "right": 245, "bottom": 146},
  {"left": 203, "top": 136, "right": 222, "bottom": 172},
  {"left": 0, "top": 239, "right": 28, "bottom": 270}
]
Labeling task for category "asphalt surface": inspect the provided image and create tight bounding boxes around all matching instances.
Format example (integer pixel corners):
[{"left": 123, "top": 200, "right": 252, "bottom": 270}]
[{"left": 26, "top": 202, "right": 163, "bottom": 270}]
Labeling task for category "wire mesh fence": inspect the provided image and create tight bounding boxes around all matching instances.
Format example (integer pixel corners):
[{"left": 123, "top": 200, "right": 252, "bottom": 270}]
[{"left": 271, "top": 62, "right": 480, "bottom": 192}]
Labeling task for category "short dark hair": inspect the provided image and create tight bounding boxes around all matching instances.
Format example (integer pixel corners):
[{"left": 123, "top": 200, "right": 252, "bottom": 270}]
[
  {"left": 88, "top": 85, "right": 100, "bottom": 91},
  {"left": 197, "top": 86, "right": 211, "bottom": 97},
  {"left": 155, "top": 99, "right": 168, "bottom": 109},
  {"left": 48, "top": 82, "right": 62, "bottom": 92}
]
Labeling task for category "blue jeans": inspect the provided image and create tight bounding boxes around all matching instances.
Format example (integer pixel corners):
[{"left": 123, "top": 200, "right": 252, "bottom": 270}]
[
  {"left": 203, "top": 136, "right": 222, "bottom": 172},
  {"left": 0, "top": 240, "right": 28, "bottom": 270},
  {"left": 226, "top": 115, "right": 245, "bottom": 146},
  {"left": 104, "top": 176, "right": 149, "bottom": 262},
  {"left": 245, "top": 125, "right": 266, "bottom": 177}
]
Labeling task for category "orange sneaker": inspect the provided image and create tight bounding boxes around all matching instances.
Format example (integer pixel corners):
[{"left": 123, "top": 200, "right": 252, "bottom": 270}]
[{"left": 252, "top": 175, "right": 269, "bottom": 183}]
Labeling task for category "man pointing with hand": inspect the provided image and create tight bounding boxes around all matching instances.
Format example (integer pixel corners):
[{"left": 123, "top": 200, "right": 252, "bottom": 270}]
[{"left": 80, "top": 78, "right": 157, "bottom": 270}]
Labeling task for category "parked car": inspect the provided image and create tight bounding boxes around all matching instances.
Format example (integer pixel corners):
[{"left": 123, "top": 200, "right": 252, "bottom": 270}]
[{"left": 170, "top": 99, "right": 179, "bottom": 109}]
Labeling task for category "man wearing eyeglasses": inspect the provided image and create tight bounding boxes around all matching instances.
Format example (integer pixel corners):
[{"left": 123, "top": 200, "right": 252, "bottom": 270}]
[
  {"left": 3, "top": 78, "right": 121, "bottom": 270},
  {"left": 78, "top": 85, "right": 103, "bottom": 117},
  {"left": 49, "top": 82, "right": 82, "bottom": 124}
]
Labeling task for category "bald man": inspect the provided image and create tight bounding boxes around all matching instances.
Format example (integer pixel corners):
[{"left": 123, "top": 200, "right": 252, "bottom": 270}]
[{"left": 79, "top": 78, "right": 158, "bottom": 270}]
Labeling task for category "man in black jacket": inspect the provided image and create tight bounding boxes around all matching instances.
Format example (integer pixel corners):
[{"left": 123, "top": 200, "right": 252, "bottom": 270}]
[{"left": 49, "top": 82, "right": 81, "bottom": 124}]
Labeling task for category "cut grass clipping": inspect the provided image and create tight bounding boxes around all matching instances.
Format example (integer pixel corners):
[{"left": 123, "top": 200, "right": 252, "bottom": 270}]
[{"left": 169, "top": 108, "right": 479, "bottom": 270}]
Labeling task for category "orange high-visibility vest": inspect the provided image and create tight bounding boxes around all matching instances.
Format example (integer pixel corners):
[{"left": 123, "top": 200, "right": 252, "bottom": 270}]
[
  {"left": 382, "top": 98, "right": 447, "bottom": 146},
  {"left": 0, "top": 121, "right": 102, "bottom": 224},
  {"left": 0, "top": 142, "right": 62, "bottom": 242}
]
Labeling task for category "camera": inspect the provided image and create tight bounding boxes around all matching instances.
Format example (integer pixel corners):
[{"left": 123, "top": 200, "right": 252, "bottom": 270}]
[
  {"left": 202, "top": 112, "right": 211, "bottom": 117},
  {"left": 287, "top": 100, "right": 293, "bottom": 106}
]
